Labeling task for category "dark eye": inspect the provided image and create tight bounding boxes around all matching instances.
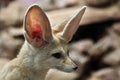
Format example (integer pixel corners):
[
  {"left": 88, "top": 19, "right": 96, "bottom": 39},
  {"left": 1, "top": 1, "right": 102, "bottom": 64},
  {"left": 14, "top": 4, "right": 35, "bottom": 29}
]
[{"left": 52, "top": 53, "right": 62, "bottom": 59}]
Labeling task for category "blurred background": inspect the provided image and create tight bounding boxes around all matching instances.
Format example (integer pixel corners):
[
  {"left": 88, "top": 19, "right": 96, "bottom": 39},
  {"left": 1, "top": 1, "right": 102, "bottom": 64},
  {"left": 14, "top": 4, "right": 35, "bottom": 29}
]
[{"left": 0, "top": 0, "right": 120, "bottom": 80}]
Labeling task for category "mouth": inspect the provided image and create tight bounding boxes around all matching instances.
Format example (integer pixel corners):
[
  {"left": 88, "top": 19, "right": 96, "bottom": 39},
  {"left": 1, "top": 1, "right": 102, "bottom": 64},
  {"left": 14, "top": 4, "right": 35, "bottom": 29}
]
[{"left": 55, "top": 66, "right": 75, "bottom": 73}]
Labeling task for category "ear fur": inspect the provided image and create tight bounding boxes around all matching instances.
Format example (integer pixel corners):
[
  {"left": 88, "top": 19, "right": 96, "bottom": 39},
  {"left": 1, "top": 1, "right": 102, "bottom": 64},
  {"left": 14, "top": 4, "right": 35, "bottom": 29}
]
[
  {"left": 54, "top": 6, "right": 86, "bottom": 43},
  {"left": 23, "top": 4, "right": 53, "bottom": 47}
]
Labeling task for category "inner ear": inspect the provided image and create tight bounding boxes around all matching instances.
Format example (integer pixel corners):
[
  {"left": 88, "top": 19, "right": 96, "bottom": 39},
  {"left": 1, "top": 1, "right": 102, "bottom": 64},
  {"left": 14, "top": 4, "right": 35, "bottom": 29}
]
[
  {"left": 25, "top": 6, "right": 44, "bottom": 38},
  {"left": 24, "top": 5, "right": 53, "bottom": 47}
]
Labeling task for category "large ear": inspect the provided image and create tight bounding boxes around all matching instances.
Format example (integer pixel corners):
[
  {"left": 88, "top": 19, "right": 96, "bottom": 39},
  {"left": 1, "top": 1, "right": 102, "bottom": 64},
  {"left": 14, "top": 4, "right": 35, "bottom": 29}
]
[
  {"left": 54, "top": 6, "right": 86, "bottom": 43},
  {"left": 24, "top": 4, "right": 53, "bottom": 47}
]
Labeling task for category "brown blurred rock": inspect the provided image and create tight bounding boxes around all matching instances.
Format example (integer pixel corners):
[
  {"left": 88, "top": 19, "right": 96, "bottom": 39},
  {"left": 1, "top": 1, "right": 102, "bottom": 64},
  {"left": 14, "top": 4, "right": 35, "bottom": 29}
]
[
  {"left": 118, "top": 68, "right": 120, "bottom": 77},
  {"left": 0, "top": 0, "right": 15, "bottom": 8},
  {"left": 112, "top": 22, "right": 120, "bottom": 34},
  {"left": 82, "top": 0, "right": 119, "bottom": 7},
  {"left": 20, "top": 0, "right": 77, "bottom": 11},
  {"left": 88, "top": 26, "right": 120, "bottom": 58},
  {"left": 88, "top": 36, "right": 114, "bottom": 58},
  {"left": 108, "top": 28, "right": 120, "bottom": 48},
  {"left": 0, "top": 1, "right": 24, "bottom": 29},
  {"left": 70, "top": 39, "right": 94, "bottom": 53},
  {"left": 8, "top": 27, "right": 23, "bottom": 37},
  {"left": 0, "top": 28, "right": 24, "bottom": 59},
  {"left": 102, "top": 49, "right": 120, "bottom": 66},
  {"left": 87, "top": 68, "right": 120, "bottom": 80}
]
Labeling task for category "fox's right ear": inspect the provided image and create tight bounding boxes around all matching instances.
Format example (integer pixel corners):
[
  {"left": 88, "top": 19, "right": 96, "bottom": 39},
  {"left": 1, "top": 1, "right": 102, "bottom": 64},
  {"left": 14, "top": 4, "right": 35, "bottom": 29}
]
[{"left": 23, "top": 4, "right": 53, "bottom": 47}]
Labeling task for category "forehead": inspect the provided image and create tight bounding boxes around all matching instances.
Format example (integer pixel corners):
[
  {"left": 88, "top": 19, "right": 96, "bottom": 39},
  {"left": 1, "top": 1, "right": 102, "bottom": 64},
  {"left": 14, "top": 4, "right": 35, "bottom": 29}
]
[{"left": 49, "top": 39, "right": 69, "bottom": 54}]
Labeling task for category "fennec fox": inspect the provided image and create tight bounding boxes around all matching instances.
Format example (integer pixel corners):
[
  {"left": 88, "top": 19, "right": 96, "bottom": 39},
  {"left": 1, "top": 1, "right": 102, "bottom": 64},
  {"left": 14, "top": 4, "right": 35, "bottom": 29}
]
[{"left": 0, "top": 4, "right": 86, "bottom": 80}]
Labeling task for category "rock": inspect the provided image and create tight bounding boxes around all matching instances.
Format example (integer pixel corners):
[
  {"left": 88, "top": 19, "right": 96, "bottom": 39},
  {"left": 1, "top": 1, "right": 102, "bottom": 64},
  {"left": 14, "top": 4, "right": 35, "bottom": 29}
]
[
  {"left": 0, "top": 1, "right": 24, "bottom": 28},
  {"left": 8, "top": 27, "right": 23, "bottom": 37},
  {"left": 87, "top": 68, "right": 120, "bottom": 80},
  {"left": 102, "top": 49, "right": 120, "bottom": 66},
  {"left": 88, "top": 36, "right": 114, "bottom": 58},
  {"left": 88, "top": 26, "right": 120, "bottom": 58},
  {"left": 0, "top": 28, "right": 24, "bottom": 59},
  {"left": 108, "top": 28, "right": 120, "bottom": 48},
  {"left": 118, "top": 68, "right": 120, "bottom": 77},
  {"left": 83, "top": 0, "right": 119, "bottom": 7},
  {"left": 70, "top": 39, "right": 94, "bottom": 54},
  {"left": 20, "top": 0, "right": 77, "bottom": 11},
  {"left": 0, "top": 0, "right": 15, "bottom": 8},
  {"left": 112, "top": 22, "right": 120, "bottom": 34}
]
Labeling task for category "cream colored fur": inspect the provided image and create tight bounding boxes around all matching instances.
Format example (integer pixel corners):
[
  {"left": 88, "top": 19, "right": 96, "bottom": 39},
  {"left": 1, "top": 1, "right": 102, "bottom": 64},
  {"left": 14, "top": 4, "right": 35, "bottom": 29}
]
[{"left": 0, "top": 4, "right": 86, "bottom": 80}]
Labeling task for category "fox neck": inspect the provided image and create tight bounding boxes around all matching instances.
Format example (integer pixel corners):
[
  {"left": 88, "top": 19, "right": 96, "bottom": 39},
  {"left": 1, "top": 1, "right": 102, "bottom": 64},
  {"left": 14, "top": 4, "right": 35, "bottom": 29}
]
[{"left": 17, "top": 41, "right": 50, "bottom": 80}]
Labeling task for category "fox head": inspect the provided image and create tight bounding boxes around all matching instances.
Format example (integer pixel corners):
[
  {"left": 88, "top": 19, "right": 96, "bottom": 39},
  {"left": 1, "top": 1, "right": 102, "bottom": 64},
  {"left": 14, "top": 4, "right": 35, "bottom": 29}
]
[{"left": 23, "top": 4, "right": 86, "bottom": 72}]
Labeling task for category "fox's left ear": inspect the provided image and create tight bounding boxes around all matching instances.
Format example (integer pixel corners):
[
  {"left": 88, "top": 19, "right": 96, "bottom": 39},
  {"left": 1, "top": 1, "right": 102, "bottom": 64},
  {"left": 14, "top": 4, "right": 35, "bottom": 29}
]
[
  {"left": 54, "top": 6, "right": 86, "bottom": 43},
  {"left": 23, "top": 4, "right": 53, "bottom": 47}
]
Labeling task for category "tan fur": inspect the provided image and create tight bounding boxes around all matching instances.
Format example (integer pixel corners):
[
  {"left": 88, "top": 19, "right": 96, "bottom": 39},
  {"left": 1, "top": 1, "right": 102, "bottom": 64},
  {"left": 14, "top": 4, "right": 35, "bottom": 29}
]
[{"left": 0, "top": 4, "right": 86, "bottom": 80}]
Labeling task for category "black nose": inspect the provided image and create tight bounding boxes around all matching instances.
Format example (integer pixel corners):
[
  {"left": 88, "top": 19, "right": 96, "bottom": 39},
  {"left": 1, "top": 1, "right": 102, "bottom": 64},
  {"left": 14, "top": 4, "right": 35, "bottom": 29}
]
[{"left": 73, "top": 67, "right": 78, "bottom": 70}]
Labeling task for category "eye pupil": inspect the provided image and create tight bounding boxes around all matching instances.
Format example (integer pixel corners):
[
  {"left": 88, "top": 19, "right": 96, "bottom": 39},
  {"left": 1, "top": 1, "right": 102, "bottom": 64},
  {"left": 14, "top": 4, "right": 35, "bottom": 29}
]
[{"left": 52, "top": 53, "right": 62, "bottom": 59}]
